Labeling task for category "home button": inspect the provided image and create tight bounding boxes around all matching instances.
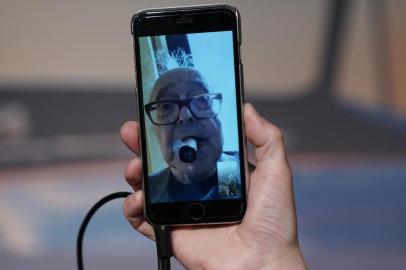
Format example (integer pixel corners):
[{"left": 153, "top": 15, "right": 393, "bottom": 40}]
[{"left": 187, "top": 203, "right": 205, "bottom": 221}]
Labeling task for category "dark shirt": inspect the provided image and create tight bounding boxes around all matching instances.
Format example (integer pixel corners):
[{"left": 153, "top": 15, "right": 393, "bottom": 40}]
[{"left": 169, "top": 172, "right": 218, "bottom": 201}]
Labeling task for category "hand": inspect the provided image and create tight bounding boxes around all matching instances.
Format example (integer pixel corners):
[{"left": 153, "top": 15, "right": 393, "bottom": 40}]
[{"left": 121, "top": 103, "right": 307, "bottom": 270}]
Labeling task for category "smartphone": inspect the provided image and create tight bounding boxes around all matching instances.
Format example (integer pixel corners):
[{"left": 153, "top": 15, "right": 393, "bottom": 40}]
[{"left": 131, "top": 4, "right": 247, "bottom": 225}]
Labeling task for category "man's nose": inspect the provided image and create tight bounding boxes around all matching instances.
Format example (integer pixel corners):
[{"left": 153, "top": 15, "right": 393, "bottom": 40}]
[{"left": 177, "top": 105, "right": 196, "bottom": 124}]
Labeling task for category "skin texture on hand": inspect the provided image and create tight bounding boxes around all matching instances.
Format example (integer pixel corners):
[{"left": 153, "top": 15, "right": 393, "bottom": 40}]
[{"left": 121, "top": 103, "right": 307, "bottom": 270}]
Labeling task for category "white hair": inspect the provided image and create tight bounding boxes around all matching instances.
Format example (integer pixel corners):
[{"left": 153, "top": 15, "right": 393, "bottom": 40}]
[{"left": 155, "top": 48, "right": 194, "bottom": 75}]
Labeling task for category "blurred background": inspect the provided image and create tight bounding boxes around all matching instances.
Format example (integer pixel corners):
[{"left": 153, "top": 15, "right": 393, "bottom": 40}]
[{"left": 1, "top": 0, "right": 405, "bottom": 269}]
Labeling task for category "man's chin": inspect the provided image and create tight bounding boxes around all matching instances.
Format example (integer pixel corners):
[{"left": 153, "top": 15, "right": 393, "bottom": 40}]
[{"left": 171, "top": 160, "right": 215, "bottom": 179}]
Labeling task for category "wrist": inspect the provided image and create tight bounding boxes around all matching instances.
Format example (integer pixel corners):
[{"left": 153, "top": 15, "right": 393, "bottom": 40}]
[{"left": 261, "top": 244, "right": 307, "bottom": 270}]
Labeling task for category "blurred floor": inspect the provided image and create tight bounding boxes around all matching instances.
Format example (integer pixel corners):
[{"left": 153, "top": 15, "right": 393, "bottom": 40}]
[
  {"left": 293, "top": 154, "right": 406, "bottom": 270},
  {"left": 0, "top": 159, "right": 181, "bottom": 270},
  {"left": 1, "top": 155, "right": 405, "bottom": 270}
]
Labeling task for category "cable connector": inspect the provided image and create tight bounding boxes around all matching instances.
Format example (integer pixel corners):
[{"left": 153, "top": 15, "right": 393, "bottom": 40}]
[{"left": 154, "top": 225, "right": 173, "bottom": 270}]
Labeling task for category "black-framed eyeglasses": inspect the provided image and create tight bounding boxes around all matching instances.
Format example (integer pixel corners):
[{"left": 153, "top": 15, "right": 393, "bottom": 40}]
[{"left": 145, "top": 93, "right": 222, "bottom": 125}]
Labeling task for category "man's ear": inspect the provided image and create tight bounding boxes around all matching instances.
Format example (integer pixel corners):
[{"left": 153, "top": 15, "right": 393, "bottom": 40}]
[
  {"left": 216, "top": 117, "right": 224, "bottom": 156},
  {"left": 153, "top": 125, "right": 160, "bottom": 140},
  {"left": 217, "top": 117, "right": 224, "bottom": 146}
]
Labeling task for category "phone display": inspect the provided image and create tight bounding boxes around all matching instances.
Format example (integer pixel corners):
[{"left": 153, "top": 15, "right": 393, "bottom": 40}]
[{"left": 132, "top": 5, "right": 247, "bottom": 225}]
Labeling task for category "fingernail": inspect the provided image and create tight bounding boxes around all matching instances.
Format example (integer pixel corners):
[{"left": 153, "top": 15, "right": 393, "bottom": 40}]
[
  {"left": 135, "top": 190, "right": 142, "bottom": 201},
  {"left": 246, "top": 103, "right": 262, "bottom": 119}
]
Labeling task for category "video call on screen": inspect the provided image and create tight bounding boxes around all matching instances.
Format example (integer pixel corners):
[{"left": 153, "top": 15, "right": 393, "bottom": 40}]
[{"left": 139, "top": 31, "right": 242, "bottom": 203}]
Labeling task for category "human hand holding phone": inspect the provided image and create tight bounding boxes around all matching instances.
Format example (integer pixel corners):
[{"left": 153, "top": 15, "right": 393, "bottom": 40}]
[{"left": 121, "top": 103, "right": 307, "bottom": 270}]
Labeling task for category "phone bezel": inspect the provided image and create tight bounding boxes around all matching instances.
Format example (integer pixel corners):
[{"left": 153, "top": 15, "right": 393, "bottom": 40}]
[{"left": 131, "top": 5, "right": 247, "bottom": 225}]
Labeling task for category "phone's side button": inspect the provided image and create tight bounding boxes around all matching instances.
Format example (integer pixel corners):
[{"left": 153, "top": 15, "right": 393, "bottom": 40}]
[{"left": 187, "top": 203, "right": 205, "bottom": 221}]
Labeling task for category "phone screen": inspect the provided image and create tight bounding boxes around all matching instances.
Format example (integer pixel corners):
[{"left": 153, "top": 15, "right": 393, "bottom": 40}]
[{"left": 139, "top": 30, "right": 243, "bottom": 203}]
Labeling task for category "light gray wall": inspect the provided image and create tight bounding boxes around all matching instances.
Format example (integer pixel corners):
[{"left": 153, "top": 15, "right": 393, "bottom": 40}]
[{"left": 0, "top": 0, "right": 325, "bottom": 95}]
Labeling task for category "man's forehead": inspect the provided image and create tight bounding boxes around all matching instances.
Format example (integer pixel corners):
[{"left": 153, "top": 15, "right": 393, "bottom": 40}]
[
  {"left": 151, "top": 68, "right": 208, "bottom": 101},
  {"left": 156, "top": 68, "right": 204, "bottom": 87}
]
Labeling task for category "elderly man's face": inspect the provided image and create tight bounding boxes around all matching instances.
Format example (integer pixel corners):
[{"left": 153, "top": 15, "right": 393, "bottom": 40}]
[{"left": 151, "top": 68, "right": 223, "bottom": 181}]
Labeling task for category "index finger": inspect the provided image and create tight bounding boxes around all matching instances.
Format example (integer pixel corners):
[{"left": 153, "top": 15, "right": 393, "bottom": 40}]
[{"left": 120, "top": 121, "right": 140, "bottom": 155}]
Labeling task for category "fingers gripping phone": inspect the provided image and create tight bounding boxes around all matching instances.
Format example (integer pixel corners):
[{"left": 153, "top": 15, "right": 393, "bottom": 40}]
[{"left": 131, "top": 4, "right": 248, "bottom": 225}]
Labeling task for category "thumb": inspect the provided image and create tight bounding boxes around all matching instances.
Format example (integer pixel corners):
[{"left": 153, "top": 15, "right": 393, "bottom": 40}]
[
  {"left": 240, "top": 104, "right": 297, "bottom": 247},
  {"left": 244, "top": 103, "right": 287, "bottom": 164}
]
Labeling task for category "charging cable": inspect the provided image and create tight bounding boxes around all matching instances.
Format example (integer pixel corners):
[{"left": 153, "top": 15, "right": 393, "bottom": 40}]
[
  {"left": 154, "top": 225, "right": 173, "bottom": 270},
  {"left": 76, "top": 192, "right": 173, "bottom": 270}
]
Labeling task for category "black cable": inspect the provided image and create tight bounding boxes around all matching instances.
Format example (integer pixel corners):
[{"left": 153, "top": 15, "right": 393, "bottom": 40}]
[
  {"left": 154, "top": 225, "right": 173, "bottom": 270},
  {"left": 76, "top": 191, "right": 172, "bottom": 270},
  {"left": 76, "top": 192, "right": 131, "bottom": 270}
]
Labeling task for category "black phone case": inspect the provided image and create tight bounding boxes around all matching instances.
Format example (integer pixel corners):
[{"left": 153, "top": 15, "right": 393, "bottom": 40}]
[{"left": 131, "top": 4, "right": 248, "bottom": 226}]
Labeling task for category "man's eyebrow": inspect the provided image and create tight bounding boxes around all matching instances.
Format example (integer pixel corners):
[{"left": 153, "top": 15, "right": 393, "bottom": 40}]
[{"left": 155, "top": 82, "right": 176, "bottom": 101}]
